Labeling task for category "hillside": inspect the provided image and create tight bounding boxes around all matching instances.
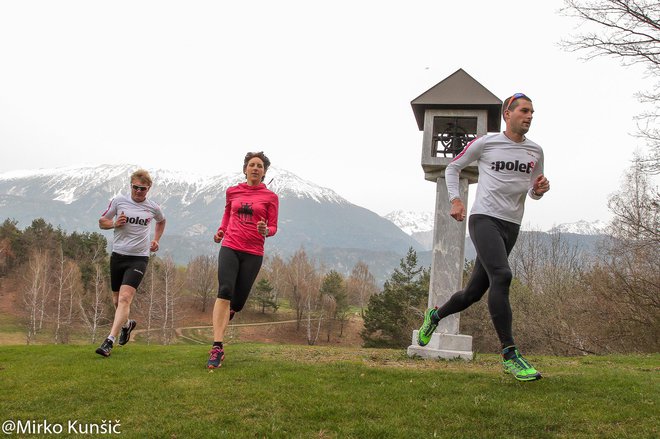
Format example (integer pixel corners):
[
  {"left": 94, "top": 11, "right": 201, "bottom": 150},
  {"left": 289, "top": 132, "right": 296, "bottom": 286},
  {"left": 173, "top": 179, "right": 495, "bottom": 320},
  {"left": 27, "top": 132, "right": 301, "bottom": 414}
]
[
  {"left": 0, "top": 164, "right": 422, "bottom": 282},
  {"left": 0, "top": 165, "right": 609, "bottom": 282}
]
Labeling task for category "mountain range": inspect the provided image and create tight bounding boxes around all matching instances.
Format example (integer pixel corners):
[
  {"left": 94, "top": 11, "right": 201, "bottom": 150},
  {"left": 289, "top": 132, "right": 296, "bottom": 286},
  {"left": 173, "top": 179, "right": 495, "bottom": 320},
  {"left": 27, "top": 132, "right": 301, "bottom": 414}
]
[
  {"left": 0, "top": 164, "right": 609, "bottom": 283},
  {"left": 0, "top": 164, "right": 425, "bottom": 282},
  {"left": 386, "top": 211, "right": 608, "bottom": 255}
]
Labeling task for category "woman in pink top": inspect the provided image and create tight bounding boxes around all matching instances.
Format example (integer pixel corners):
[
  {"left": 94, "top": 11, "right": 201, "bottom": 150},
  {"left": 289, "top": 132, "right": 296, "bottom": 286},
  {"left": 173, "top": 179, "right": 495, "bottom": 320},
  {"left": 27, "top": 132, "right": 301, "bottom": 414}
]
[{"left": 207, "top": 151, "right": 279, "bottom": 369}]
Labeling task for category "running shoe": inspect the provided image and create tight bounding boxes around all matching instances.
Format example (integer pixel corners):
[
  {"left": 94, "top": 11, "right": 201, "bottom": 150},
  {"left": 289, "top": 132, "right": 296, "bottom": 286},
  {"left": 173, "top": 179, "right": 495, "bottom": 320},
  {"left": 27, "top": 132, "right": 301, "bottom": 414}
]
[
  {"left": 118, "top": 319, "right": 137, "bottom": 346},
  {"left": 207, "top": 346, "right": 225, "bottom": 369},
  {"left": 502, "top": 349, "right": 542, "bottom": 381},
  {"left": 417, "top": 307, "right": 439, "bottom": 346},
  {"left": 95, "top": 338, "right": 113, "bottom": 357}
]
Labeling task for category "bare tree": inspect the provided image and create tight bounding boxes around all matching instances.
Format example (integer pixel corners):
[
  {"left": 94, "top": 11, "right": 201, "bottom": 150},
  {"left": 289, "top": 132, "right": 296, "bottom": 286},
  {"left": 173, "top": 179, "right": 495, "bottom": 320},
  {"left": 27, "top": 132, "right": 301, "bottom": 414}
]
[
  {"left": 186, "top": 254, "right": 217, "bottom": 313},
  {"left": 588, "top": 157, "right": 660, "bottom": 351},
  {"left": 262, "top": 254, "right": 287, "bottom": 304},
  {"left": 303, "top": 273, "right": 323, "bottom": 345},
  {"left": 53, "top": 245, "right": 79, "bottom": 344},
  {"left": 63, "top": 262, "right": 81, "bottom": 344},
  {"left": 561, "top": 0, "right": 660, "bottom": 172},
  {"left": 160, "top": 255, "right": 183, "bottom": 345},
  {"left": 608, "top": 155, "right": 660, "bottom": 245},
  {"left": 22, "top": 250, "right": 49, "bottom": 344},
  {"left": 36, "top": 251, "right": 53, "bottom": 333},
  {"left": 284, "top": 249, "right": 318, "bottom": 330},
  {"left": 503, "top": 157, "right": 659, "bottom": 355},
  {"left": 305, "top": 291, "right": 327, "bottom": 346},
  {"left": 505, "top": 230, "right": 591, "bottom": 355},
  {"left": 346, "top": 261, "right": 377, "bottom": 317},
  {"left": 78, "top": 246, "right": 108, "bottom": 343},
  {"left": 136, "top": 258, "right": 162, "bottom": 344}
]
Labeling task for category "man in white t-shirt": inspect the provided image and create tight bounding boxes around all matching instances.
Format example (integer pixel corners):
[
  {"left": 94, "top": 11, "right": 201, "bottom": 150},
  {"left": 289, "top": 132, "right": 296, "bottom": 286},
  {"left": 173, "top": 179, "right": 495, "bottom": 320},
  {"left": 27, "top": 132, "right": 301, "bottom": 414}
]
[
  {"left": 417, "top": 93, "right": 550, "bottom": 381},
  {"left": 95, "top": 169, "right": 166, "bottom": 357}
]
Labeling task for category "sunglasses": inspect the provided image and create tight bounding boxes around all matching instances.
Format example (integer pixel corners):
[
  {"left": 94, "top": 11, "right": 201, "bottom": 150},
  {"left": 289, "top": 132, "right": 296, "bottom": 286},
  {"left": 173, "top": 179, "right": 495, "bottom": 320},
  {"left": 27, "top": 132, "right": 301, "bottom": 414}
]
[
  {"left": 131, "top": 184, "right": 149, "bottom": 192},
  {"left": 505, "top": 93, "right": 529, "bottom": 112}
]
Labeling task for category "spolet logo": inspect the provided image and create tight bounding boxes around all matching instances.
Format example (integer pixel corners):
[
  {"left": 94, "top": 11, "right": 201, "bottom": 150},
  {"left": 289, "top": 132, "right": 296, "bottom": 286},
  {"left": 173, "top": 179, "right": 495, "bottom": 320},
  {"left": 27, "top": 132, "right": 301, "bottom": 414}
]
[
  {"left": 490, "top": 160, "right": 535, "bottom": 173},
  {"left": 126, "top": 216, "right": 150, "bottom": 226}
]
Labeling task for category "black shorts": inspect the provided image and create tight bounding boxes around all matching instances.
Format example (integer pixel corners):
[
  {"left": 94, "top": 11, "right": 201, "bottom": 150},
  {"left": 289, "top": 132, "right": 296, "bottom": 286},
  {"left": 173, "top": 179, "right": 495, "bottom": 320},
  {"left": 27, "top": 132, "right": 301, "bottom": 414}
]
[{"left": 110, "top": 252, "right": 149, "bottom": 292}]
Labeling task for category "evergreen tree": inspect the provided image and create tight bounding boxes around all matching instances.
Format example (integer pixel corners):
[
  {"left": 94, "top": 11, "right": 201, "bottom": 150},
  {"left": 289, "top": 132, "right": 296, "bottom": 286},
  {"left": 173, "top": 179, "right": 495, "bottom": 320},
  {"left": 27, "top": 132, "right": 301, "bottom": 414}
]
[
  {"left": 250, "top": 278, "right": 279, "bottom": 314},
  {"left": 320, "top": 270, "right": 348, "bottom": 315},
  {"left": 0, "top": 219, "right": 22, "bottom": 275},
  {"left": 361, "top": 247, "right": 429, "bottom": 348},
  {"left": 320, "top": 270, "right": 350, "bottom": 339},
  {"left": 63, "top": 231, "right": 108, "bottom": 290}
]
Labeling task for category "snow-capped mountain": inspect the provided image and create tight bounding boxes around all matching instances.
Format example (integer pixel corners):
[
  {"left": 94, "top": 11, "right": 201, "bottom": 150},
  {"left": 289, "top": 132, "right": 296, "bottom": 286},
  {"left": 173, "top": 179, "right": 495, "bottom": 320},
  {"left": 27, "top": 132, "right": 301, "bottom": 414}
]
[
  {"left": 548, "top": 220, "right": 608, "bottom": 236},
  {"left": 0, "top": 165, "right": 611, "bottom": 280},
  {"left": 385, "top": 210, "right": 610, "bottom": 237},
  {"left": 0, "top": 164, "right": 422, "bottom": 282},
  {"left": 383, "top": 210, "right": 610, "bottom": 258},
  {"left": 384, "top": 210, "right": 434, "bottom": 235},
  {"left": 0, "top": 164, "right": 348, "bottom": 208}
]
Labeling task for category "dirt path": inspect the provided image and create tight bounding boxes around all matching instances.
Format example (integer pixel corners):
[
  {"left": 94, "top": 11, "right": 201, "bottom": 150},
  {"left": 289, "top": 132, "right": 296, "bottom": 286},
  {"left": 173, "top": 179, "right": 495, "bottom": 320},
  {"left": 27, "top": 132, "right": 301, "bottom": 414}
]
[{"left": 132, "top": 319, "right": 315, "bottom": 344}]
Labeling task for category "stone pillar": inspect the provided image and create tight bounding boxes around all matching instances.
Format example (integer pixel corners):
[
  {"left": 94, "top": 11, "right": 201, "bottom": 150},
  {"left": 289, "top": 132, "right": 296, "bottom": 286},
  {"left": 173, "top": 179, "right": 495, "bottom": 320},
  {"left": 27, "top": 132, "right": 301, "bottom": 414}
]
[{"left": 407, "top": 176, "right": 473, "bottom": 360}]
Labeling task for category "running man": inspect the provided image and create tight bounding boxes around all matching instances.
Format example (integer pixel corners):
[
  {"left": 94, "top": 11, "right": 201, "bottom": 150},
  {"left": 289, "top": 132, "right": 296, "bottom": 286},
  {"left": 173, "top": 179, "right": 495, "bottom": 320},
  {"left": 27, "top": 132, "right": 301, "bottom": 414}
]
[
  {"left": 417, "top": 93, "right": 550, "bottom": 381},
  {"left": 96, "top": 169, "right": 166, "bottom": 357}
]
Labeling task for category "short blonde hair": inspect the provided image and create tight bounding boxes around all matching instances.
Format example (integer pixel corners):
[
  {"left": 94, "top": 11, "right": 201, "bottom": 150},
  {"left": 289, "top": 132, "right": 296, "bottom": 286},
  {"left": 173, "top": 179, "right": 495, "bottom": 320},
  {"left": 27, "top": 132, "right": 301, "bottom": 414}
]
[{"left": 130, "top": 169, "right": 152, "bottom": 186}]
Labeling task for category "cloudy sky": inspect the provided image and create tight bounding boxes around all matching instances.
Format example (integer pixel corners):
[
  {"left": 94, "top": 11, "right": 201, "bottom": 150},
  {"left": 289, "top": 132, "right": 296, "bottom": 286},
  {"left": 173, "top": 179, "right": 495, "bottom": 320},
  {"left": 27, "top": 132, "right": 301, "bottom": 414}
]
[{"left": 0, "top": 1, "right": 654, "bottom": 231}]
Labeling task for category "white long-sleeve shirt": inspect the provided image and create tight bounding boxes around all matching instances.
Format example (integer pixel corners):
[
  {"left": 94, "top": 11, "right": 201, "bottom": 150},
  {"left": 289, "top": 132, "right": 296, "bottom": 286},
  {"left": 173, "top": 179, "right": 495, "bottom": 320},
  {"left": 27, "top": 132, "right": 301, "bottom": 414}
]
[{"left": 445, "top": 132, "right": 544, "bottom": 225}]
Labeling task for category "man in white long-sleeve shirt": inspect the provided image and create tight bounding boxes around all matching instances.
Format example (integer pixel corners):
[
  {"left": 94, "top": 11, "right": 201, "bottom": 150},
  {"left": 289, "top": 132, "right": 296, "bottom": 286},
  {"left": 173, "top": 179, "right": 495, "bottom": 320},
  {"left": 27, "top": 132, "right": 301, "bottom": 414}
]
[{"left": 417, "top": 93, "right": 550, "bottom": 382}]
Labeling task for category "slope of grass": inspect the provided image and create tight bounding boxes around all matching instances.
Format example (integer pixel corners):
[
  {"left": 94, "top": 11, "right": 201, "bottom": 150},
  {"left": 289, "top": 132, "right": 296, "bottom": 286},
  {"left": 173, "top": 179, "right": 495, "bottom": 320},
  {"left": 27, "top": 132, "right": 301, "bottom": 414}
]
[{"left": 0, "top": 344, "right": 658, "bottom": 438}]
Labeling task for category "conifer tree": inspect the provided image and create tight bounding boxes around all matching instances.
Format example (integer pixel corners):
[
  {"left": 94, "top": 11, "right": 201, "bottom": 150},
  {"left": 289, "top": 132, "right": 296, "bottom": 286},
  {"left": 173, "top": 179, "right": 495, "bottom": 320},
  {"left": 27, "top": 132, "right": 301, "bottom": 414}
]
[
  {"left": 250, "top": 278, "right": 279, "bottom": 314},
  {"left": 361, "top": 248, "right": 429, "bottom": 348}
]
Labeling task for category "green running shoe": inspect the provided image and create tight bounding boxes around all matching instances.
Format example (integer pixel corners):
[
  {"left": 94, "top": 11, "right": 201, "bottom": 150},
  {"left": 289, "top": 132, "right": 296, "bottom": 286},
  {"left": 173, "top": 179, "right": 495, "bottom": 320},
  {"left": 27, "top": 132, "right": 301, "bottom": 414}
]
[
  {"left": 417, "top": 307, "right": 439, "bottom": 346},
  {"left": 502, "top": 349, "right": 542, "bottom": 381}
]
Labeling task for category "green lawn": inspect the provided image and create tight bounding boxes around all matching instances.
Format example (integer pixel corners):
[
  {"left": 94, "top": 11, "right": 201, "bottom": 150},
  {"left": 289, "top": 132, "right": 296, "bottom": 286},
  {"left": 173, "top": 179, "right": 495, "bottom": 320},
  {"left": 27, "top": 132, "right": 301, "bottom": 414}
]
[{"left": 0, "top": 344, "right": 658, "bottom": 438}]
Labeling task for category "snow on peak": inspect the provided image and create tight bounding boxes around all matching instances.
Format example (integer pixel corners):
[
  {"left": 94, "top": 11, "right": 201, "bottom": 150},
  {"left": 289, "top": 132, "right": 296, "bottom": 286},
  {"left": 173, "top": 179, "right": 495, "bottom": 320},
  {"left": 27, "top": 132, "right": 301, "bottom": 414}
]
[
  {"left": 0, "top": 163, "right": 349, "bottom": 206},
  {"left": 384, "top": 210, "right": 434, "bottom": 235},
  {"left": 265, "top": 167, "right": 348, "bottom": 204},
  {"left": 547, "top": 220, "right": 608, "bottom": 235}
]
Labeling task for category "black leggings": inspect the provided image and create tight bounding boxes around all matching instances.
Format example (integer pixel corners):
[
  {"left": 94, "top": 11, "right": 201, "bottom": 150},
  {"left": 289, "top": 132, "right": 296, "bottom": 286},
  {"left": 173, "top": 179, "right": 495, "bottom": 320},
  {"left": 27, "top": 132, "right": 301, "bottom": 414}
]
[
  {"left": 217, "top": 246, "right": 263, "bottom": 312},
  {"left": 436, "top": 214, "right": 520, "bottom": 347}
]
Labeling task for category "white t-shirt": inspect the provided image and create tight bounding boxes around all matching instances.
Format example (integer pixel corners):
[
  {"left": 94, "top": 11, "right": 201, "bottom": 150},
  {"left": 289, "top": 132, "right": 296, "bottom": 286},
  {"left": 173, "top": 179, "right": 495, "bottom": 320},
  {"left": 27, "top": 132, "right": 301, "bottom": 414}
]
[
  {"left": 446, "top": 132, "right": 544, "bottom": 225},
  {"left": 100, "top": 194, "right": 165, "bottom": 256}
]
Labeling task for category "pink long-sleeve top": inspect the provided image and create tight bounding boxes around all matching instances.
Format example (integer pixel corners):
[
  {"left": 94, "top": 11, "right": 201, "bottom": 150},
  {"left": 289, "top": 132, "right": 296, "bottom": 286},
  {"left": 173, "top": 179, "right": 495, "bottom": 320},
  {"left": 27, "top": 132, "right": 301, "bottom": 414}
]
[{"left": 217, "top": 182, "right": 279, "bottom": 256}]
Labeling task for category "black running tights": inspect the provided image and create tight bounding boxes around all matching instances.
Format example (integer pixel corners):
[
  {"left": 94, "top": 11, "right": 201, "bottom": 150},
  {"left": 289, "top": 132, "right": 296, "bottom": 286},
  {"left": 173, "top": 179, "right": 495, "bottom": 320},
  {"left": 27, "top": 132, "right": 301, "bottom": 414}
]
[{"left": 436, "top": 214, "right": 520, "bottom": 347}]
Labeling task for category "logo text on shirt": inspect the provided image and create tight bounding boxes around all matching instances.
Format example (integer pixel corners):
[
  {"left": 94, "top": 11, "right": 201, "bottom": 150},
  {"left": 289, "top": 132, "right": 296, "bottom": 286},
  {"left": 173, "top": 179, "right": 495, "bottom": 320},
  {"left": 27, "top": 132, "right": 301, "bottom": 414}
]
[
  {"left": 491, "top": 160, "right": 535, "bottom": 173},
  {"left": 126, "top": 216, "right": 151, "bottom": 226}
]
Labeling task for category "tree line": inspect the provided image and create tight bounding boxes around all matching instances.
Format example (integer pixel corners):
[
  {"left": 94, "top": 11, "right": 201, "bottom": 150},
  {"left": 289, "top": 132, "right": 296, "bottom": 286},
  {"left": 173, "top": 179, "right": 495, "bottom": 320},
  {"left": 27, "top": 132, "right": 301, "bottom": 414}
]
[
  {"left": 0, "top": 158, "right": 656, "bottom": 353},
  {"left": 0, "top": 219, "right": 380, "bottom": 346},
  {"left": 361, "top": 157, "right": 658, "bottom": 354}
]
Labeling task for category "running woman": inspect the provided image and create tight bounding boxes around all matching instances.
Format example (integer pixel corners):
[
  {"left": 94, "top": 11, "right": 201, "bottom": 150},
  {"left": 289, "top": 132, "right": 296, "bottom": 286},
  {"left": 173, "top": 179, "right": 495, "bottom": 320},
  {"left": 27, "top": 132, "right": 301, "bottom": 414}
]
[
  {"left": 417, "top": 93, "right": 550, "bottom": 381},
  {"left": 207, "top": 151, "right": 279, "bottom": 368},
  {"left": 96, "top": 169, "right": 166, "bottom": 357}
]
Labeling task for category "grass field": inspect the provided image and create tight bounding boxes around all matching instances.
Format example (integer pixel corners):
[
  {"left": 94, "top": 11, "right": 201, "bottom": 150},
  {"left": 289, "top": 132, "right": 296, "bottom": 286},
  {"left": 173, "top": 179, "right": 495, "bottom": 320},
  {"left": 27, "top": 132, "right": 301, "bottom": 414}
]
[{"left": 0, "top": 344, "right": 658, "bottom": 438}]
